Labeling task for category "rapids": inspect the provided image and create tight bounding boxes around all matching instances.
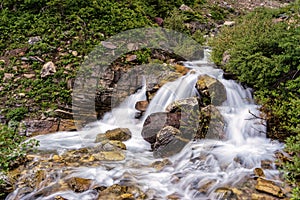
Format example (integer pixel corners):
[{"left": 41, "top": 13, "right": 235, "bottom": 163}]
[{"left": 6, "top": 50, "right": 283, "bottom": 200}]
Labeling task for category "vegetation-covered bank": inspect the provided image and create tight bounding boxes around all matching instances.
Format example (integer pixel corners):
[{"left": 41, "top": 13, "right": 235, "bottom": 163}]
[{"left": 209, "top": 1, "right": 300, "bottom": 198}]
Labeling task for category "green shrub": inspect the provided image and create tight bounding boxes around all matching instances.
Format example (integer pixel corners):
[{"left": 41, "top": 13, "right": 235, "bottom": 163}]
[
  {"left": 6, "top": 107, "right": 28, "bottom": 122},
  {"left": 0, "top": 124, "right": 38, "bottom": 197},
  {"left": 283, "top": 133, "right": 300, "bottom": 199}
]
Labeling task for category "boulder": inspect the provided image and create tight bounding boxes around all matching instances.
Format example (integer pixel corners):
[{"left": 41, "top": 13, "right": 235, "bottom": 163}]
[
  {"left": 196, "top": 75, "right": 227, "bottom": 106},
  {"left": 153, "top": 126, "right": 188, "bottom": 158},
  {"left": 66, "top": 177, "right": 92, "bottom": 192},
  {"left": 255, "top": 178, "right": 284, "bottom": 198},
  {"left": 141, "top": 97, "right": 225, "bottom": 156},
  {"left": 95, "top": 128, "right": 131, "bottom": 142},
  {"left": 166, "top": 97, "right": 208, "bottom": 140},
  {"left": 165, "top": 96, "right": 199, "bottom": 113},
  {"left": 141, "top": 112, "right": 181, "bottom": 144},
  {"left": 201, "top": 105, "right": 225, "bottom": 140}
]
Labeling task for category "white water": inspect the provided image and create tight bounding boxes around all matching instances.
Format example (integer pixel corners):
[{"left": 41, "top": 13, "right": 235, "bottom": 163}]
[{"left": 7, "top": 50, "right": 283, "bottom": 200}]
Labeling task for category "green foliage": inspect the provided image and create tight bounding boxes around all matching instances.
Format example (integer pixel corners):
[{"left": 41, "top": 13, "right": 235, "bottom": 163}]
[
  {"left": 0, "top": 124, "right": 38, "bottom": 196},
  {"left": 209, "top": 2, "right": 300, "bottom": 198},
  {"left": 6, "top": 107, "right": 28, "bottom": 122},
  {"left": 164, "top": 9, "right": 190, "bottom": 34},
  {"left": 283, "top": 133, "right": 300, "bottom": 199}
]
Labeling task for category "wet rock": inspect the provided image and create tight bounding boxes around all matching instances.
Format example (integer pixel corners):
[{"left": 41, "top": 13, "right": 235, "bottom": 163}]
[
  {"left": 223, "top": 72, "right": 236, "bottom": 80},
  {"left": 254, "top": 168, "right": 266, "bottom": 178},
  {"left": 93, "top": 151, "right": 125, "bottom": 161},
  {"left": 167, "top": 193, "right": 182, "bottom": 200},
  {"left": 135, "top": 100, "right": 148, "bottom": 112},
  {"left": 261, "top": 160, "right": 273, "bottom": 170},
  {"left": 166, "top": 96, "right": 200, "bottom": 113},
  {"left": 28, "top": 36, "right": 41, "bottom": 44},
  {"left": 67, "top": 177, "right": 92, "bottom": 192},
  {"left": 196, "top": 75, "right": 227, "bottom": 106},
  {"left": 54, "top": 196, "right": 68, "bottom": 200},
  {"left": 52, "top": 155, "right": 62, "bottom": 162},
  {"left": 153, "top": 126, "right": 187, "bottom": 158},
  {"left": 95, "top": 128, "right": 132, "bottom": 142},
  {"left": 98, "top": 184, "right": 146, "bottom": 200},
  {"left": 141, "top": 112, "right": 181, "bottom": 144},
  {"left": 198, "top": 180, "right": 216, "bottom": 194},
  {"left": 251, "top": 193, "right": 277, "bottom": 200},
  {"left": 165, "top": 97, "right": 208, "bottom": 140},
  {"left": 41, "top": 61, "right": 56, "bottom": 78},
  {"left": 201, "top": 105, "right": 225, "bottom": 140},
  {"left": 142, "top": 97, "right": 224, "bottom": 156},
  {"left": 61, "top": 146, "right": 126, "bottom": 162},
  {"left": 58, "top": 119, "right": 77, "bottom": 132},
  {"left": 151, "top": 159, "right": 172, "bottom": 170},
  {"left": 214, "top": 187, "right": 240, "bottom": 199},
  {"left": 109, "top": 140, "right": 127, "bottom": 150},
  {"left": 156, "top": 71, "right": 183, "bottom": 88},
  {"left": 255, "top": 178, "right": 284, "bottom": 198},
  {"left": 174, "top": 64, "right": 189, "bottom": 75}
]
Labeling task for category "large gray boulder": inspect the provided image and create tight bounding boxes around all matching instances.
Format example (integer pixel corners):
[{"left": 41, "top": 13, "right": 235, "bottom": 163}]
[
  {"left": 153, "top": 126, "right": 187, "bottom": 158},
  {"left": 196, "top": 75, "right": 227, "bottom": 106}
]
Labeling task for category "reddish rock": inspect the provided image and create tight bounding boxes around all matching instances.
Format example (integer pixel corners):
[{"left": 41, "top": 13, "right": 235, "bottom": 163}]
[{"left": 154, "top": 17, "right": 164, "bottom": 26}]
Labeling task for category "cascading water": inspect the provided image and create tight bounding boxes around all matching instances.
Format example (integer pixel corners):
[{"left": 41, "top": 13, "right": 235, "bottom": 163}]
[{"left": 6, "top": 50, "right": 283, "bottom": 200}]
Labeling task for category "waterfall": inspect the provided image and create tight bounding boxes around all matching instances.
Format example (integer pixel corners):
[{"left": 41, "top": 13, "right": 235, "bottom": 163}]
[{"left": 6, "top": 50, "right": 283, "bottom": 200}]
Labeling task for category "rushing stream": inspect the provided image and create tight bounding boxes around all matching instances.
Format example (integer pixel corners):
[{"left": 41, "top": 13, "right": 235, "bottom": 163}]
[{"left": 7, "top": 50, "right": 283, "bottom": 200}]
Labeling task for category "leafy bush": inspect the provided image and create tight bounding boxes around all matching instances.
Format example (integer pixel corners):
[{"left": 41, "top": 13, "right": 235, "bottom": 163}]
[
  {"left": 209, "top": 2, "right": 300, "bottom": 198},
  {"left": 6, "top": 107, "right": 28, "bottom": 121},
  {"left": 0, "top": 124, "right": 38, "bottom": 197}
]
